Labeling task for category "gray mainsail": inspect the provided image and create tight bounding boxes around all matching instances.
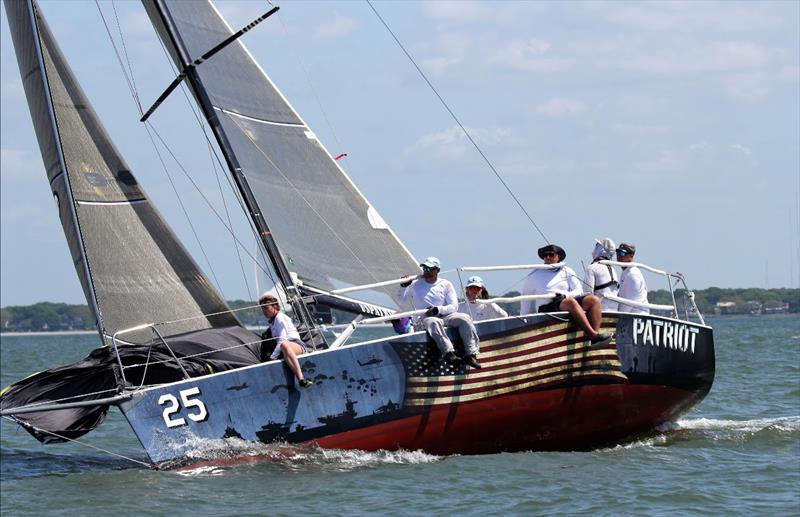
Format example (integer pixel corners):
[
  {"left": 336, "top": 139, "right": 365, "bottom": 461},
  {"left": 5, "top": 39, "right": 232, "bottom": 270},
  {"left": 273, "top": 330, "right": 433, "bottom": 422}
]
[
  {"left": 5, "top": 0, "right": 240, "bottom": 343},
  {"left": 142, "top": 0, "right": 419, "bottom": 308}
]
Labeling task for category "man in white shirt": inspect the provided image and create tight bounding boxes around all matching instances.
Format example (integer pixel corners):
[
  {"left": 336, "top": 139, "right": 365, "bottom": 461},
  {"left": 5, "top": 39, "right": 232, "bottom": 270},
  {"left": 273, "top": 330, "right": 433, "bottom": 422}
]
[
  {"left": 616, "top": 243, "right": 650, "bottom": 314},
  {"left": 521, "top": 244, "right": 612, "bottom": 346},
  {"left": 398, "top": 257, "right": 481, "bottom": 368},
  {"left": 458, "top": 276, "right": 509, "bottom": 321},
  {"left": 584, "top": 238, "right": 619, "bottom": 311}
]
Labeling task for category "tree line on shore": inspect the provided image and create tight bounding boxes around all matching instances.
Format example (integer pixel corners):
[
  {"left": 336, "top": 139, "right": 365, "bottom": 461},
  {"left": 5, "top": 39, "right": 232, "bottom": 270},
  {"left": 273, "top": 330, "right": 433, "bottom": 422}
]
[{"left": 2, "top": 288, "right": 798, "bottom": 332}]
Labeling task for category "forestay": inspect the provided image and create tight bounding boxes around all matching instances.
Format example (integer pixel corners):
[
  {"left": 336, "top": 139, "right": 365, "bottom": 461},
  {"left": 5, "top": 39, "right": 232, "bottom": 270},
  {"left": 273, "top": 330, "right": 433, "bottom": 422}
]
[
  {"left": 5, "top": 0, "right": 239, "bottom": 343},
  {"left": 142, "top": 0, "right": 418, "bottom": 307}
]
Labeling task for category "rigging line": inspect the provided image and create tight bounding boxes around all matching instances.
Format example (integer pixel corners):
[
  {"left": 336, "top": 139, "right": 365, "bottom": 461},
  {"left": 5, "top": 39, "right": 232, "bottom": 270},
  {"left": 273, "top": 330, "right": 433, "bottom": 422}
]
[
  {"left": 93, "top": 0, "right": 142, "bottom": 115},
  {"left": 143, "top": 123, "right": 226, "bottom": 296},
  {"left": 95, "top": 0, "right": 228, "bottom": 295},
  {"left": 110, "top": 0, "right": 142, "bottom": 112},
  {"left": 146, "top": 123, "right": 276, "bottom": 273},
  {"left": 365, "top": 0, "right": 549, "bottom": 244},
  {"left": 226, "top": 114, "right": 398, "bottom": 297},
  {"left": 267, "top": 0, "right": 345, "bottom": 154},
  {"left": 1, "top": 415, "right": 151, "bottom": 468},
  {"left": 153, "top": 34, "right": 265, "bottom": 300}
]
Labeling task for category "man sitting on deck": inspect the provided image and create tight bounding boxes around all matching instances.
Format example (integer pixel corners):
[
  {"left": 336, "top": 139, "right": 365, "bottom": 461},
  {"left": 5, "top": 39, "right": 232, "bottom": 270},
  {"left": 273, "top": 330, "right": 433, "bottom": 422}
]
[
  {"left": 520, "top": 244, "right": 612, "bottom": 346},
  {"left": 397, "top": 257, "right": 481, "bottom": 369}
]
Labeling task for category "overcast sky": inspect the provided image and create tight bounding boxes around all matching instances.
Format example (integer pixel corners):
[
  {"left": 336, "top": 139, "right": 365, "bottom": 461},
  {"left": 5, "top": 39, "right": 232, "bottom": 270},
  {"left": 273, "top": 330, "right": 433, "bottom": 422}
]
[{"left": 1, "top": 0, "right": 799, "bottom": 306}]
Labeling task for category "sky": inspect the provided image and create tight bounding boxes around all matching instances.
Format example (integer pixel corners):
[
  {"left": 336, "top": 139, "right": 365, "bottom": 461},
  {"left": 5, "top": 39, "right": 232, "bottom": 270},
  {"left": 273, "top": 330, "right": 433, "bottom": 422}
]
[{"left": 1, "top": 0, "right": 799, "bottom": 307}]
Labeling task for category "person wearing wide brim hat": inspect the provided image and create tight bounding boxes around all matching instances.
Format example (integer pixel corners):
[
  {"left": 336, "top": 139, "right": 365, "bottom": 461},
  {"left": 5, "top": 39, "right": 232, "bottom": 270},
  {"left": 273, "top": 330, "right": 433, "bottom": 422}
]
[
  {"left": 615, "top": 243, "right": 650, "bottom": 314},
  {"left": 397, "top": 256, "right": 482, "bottom": 368},
  {"left": 537, "top": 244, "right": 566, "bottom": 261},
  {"left": 584, "top": 238, "right": 620, "bottom": 311},
  {"left": 458, "top": 276, "right": 508, "bottom": 322},
  {"left": 521, "top": 244, "right": 613, "bottom": 346}
]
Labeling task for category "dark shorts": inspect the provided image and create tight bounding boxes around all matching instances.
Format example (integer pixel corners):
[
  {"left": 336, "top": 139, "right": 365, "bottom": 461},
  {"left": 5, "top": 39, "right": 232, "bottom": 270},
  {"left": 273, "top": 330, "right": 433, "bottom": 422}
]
[{"left": 538, "top": 294, "right": 589, "bottom": 313}]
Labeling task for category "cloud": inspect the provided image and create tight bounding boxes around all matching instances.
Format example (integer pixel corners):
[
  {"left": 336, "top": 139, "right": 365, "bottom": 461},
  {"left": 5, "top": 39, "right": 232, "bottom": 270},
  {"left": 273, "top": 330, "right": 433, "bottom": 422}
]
[
  {"left": 587, "top": 2, "right": 783, "bottom": 32},
  {"left": 312, "top": 14, "right": 360, "bottom": 40},
  {"left": 420, "top": 56, "right": 461, "bottom": 75},
  {"left": 421, "top": 1, "right": 489, "bottom": 21},
  {"left": 536, "top": 98, "right": 588, "bottom": 117},
  {"left": 489, "top": 39, "right": 573, "bottom": 73},
  {"left": 730, "top": 143, "right": 753, "bottom": 156},
  {"left": 411, "top": 126, "right": 511, "bottom": 160}
]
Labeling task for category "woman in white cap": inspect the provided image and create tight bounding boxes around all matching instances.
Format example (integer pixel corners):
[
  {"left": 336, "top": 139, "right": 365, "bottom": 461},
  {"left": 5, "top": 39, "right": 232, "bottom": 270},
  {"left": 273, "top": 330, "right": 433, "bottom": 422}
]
[
  {"left": 458, "top": 276, "right": 509, "bottom": 321},
  {"left": 584, "top": 238, "right": 619, "bottom": 311}
]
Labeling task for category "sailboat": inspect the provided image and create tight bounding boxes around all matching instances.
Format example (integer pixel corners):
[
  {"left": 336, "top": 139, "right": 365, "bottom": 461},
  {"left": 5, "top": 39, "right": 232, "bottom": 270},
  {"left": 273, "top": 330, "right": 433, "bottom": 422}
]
[{"left": 1, "top": 0, "right": 715, "bottom": 468}]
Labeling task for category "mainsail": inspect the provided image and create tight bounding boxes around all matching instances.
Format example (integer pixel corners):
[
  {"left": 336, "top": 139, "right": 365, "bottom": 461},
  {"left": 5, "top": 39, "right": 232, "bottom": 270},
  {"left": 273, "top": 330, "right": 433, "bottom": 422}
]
[
  {"left": 142, "top": 0, "right": 419, "bottom": 308},
  {"left": 5, "top": 0, "right": 240, "bottom": 343}
]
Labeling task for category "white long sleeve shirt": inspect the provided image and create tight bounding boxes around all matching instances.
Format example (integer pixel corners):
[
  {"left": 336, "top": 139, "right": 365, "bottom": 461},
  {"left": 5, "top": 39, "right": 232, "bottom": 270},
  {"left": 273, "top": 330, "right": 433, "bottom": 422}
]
[
  {"left": 618, "top": 266, "right": 649, "bottom": 314},
  {"left": 520, "top": 266, "right": 583, "bottom": 315},
  {"left": 457, "top": 300, "right": 508, "bottom": 322},
  {"left": 397, "top": 277, "right": 459, "bottom": 317},
  {"left": 268, "top": 312, "right": 302, "bottom": 360},
  {"left": 584, "top": 261, "right": 619, "bottom": 311}
]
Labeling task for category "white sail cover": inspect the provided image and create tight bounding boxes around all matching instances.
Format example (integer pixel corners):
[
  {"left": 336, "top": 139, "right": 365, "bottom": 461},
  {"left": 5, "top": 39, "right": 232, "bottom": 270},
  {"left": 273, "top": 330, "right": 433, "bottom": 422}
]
[
  {"left": 5, "top": 0, "right": 240, "bottom": 342},
  {"left": 143, "top": 0, "right": 418, "bottom": 306}
]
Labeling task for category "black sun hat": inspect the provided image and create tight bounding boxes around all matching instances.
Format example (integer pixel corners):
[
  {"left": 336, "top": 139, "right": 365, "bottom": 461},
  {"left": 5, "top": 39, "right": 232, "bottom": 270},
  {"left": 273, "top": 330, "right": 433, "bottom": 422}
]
[{"left": 538, "top": 244, "right": 566, "bottom": 260}]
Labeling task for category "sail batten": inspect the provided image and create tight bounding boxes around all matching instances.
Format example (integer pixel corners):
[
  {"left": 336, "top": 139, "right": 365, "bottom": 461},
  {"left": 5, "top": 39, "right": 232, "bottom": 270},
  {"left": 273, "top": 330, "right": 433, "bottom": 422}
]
[{"left": 143, "top": 0, "right": 419, "bottom": 307}]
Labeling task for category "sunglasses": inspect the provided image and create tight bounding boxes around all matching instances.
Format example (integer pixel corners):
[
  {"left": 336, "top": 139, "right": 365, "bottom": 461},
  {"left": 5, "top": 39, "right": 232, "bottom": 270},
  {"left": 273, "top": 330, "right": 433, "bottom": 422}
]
[
  {"left": 542, "top": 252, "right": 557, "bottom": 258},
  {"left": 616, "top": 250, "right": 629, "bottom": 256},
  {"left": 421, "top": 265, "right": 435, "bottom": 272}
]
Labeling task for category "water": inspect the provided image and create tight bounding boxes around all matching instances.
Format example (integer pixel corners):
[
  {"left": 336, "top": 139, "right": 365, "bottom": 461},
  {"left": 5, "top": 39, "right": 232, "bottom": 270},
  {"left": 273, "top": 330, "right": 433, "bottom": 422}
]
[{"left": 1, "top": 316, "right": 798, "bottom": 516}]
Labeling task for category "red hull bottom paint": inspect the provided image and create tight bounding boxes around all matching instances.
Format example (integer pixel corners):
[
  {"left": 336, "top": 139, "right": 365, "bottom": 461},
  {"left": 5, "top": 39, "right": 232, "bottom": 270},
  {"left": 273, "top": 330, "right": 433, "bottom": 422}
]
[{"left": 314, "top": 384, "right": 703, "bottom": 454}]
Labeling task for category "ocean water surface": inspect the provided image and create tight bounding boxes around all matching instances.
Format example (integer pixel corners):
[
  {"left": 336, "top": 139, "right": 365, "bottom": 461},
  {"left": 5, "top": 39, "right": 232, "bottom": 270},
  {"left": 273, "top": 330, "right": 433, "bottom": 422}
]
[{"left": 1, "top": 315, "right": 798, "bottom": 516}]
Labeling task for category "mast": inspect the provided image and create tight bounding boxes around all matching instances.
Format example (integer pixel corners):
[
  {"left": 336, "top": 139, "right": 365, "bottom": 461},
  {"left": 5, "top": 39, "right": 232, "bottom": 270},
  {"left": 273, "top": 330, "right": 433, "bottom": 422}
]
[{"left": 146, "top": 0, "right": 314, "bottom": 327}]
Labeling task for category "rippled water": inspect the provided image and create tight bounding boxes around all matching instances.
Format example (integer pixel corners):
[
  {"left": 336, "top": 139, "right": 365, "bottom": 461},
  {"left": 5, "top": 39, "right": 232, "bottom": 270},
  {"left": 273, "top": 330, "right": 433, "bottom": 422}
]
[{"left": 1, "top": 315, "right": 798, "bottom": 516}]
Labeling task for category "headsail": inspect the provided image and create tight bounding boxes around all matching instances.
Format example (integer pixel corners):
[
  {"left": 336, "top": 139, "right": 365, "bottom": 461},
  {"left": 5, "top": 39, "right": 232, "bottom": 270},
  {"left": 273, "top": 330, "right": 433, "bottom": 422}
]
[
  {"left": 5, "top": 0, "right": 240, "bottom": 343},
  {"left": 142, "top": 0, "right": 419, "bottom": 308}
]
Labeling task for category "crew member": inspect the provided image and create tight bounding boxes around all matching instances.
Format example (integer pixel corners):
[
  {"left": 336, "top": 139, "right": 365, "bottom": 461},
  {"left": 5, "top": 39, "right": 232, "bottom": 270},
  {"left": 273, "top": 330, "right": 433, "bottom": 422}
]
[
  {"left": 398, "top": 257, "right": 481, "bottom": 368},
  {"left": 521, "top": 244, "right": 612, "bottom": 346},
  {"left": 458, "top": 276, "right": 509, "bottom": 321},
  {"left": 616, "top": 243, "right": 649, "bottom": 314},
  {"left": 260, "top": 293, "right": 313, "bottom": 388},
  {"left": 584, "top": 237, "right": 619, "bottom": 311}
]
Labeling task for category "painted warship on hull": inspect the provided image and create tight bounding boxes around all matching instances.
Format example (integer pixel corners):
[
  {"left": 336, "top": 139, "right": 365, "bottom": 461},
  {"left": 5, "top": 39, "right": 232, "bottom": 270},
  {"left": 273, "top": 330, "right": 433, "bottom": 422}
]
[{"left": 0, "top": 0, "right": 714, "bottom": 468}]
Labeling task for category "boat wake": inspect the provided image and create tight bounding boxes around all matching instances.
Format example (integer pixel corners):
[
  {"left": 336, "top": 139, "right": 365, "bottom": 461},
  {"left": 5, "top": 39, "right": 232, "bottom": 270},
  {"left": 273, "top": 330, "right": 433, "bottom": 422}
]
[
  {"left": 600, "top": 416, "right": 799, "bottom": 452},
  {"left": 162, "top": 436, "right": 441, "bottom": 475},
  {"left": 673, "top": 416, "right": 800, "bottom": 433}
]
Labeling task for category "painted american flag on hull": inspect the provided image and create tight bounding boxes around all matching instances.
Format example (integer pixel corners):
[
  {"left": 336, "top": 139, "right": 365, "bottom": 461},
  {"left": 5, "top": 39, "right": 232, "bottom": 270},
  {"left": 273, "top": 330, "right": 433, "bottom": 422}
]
[{"left": 395, "top": 318, "right": 628, "bottom": 408}]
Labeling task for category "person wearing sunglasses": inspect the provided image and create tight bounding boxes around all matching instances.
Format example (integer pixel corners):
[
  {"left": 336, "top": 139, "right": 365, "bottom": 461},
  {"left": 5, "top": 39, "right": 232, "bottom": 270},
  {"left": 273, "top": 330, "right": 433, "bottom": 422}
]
[
  {"left": 397, "top": 257, "right": 481, "bottom": 368},
  {"left": 616, "top": 243, "right": 649, "bottom": 314},
  {"left": 458, "top": 275, "right": 509, "bottom": 322},
  {"left": 521, "top": 244, "right": 612, "bottom": 346},
  {"left": 584, "top": 237, "right": 620, "bottom": 311}
]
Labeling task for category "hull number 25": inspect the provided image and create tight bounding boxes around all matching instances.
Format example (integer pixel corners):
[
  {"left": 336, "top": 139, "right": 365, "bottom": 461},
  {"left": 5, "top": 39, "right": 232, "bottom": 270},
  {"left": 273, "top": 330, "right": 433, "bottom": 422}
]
[{"left": 158, "top": 387, "right": 208, "bottom": 428}]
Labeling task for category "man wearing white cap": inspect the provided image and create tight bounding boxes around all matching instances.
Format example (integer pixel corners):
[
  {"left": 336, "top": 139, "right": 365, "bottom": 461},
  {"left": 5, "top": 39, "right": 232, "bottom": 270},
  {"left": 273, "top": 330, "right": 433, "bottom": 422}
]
[
  {"left": 584, "top": 238, "right": 619, "bottom": 311},
  {"left": 398, "top": 257, "right": 481, "bottom": 368},
  {"left": 458, "top": 276, "right": 509, "bottom": 321}
]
